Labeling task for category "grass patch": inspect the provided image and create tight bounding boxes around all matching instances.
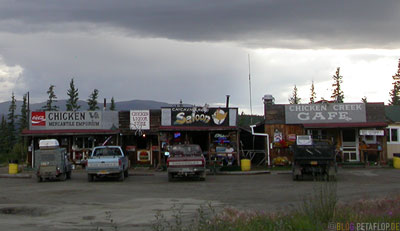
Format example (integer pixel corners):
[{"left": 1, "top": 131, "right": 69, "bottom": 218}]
[{"left": 151, "top": 183, "right": 400, "bottom": 231}]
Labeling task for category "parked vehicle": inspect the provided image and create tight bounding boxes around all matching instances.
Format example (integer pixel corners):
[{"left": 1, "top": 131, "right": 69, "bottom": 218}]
[
  {"left": 166, "top": 144, "right": 206, "bottom": 181},
  {"left": 292, "top": 135, "right": 337, "bottom": 181},
  {"left": 86, "top": 146, "right": 129, "bottom": 182},
  {"left": 35, "top": 139, "right": 72, "bottom": 182}
]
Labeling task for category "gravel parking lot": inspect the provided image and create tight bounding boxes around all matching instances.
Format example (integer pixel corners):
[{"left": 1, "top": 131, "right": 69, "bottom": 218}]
[{"left": 0, "top": 168, "right": 399, "bottom": 231}]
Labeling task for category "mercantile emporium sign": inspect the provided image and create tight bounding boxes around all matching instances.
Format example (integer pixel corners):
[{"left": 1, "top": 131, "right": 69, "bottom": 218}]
[
  {"left": 285, "top": 103, "right": 367, "bottom": 124},
  {"left": 30, "top": 111, "right": 119, "bottom": 130}
]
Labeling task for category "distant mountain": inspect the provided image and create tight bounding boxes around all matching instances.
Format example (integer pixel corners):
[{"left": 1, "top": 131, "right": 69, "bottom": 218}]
[{"left": 0, "top": 99, "right": 191, "bottom": 117}]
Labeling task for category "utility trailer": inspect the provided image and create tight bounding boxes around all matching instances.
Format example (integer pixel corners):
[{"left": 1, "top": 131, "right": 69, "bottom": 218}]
[{"left": 292, "top": 135, "right": 337, "bottom": 181}]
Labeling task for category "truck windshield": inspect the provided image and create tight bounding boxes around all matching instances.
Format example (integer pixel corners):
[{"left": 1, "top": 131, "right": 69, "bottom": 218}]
[
  {"left": 93, "top": 148, "right": 122, "bottom": 157},
  {"left": 171, "top": 145, "right": 202, "bottom": 156}
]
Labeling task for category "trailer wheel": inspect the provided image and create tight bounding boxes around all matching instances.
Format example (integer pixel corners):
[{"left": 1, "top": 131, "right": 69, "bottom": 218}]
[
  {"left": 88, "top": 174, "right": 94, "bottom": 182},
  {"left": 118, "top": 171, "right": 125, "bottom": 181}
]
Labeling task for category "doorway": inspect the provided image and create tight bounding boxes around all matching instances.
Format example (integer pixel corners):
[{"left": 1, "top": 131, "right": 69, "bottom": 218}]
[{"left": 341, "top": 128, "right": 359, "bottom": 162}]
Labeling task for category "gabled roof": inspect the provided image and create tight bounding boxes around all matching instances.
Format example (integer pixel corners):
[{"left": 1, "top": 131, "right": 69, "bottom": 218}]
[{"left": 385, "top": 105, "right": 400, "bottom": 123}]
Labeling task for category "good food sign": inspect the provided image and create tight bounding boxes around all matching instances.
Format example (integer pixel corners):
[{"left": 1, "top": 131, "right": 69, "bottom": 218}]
[{"left": 285, "top": 103, "right": 366, "bottom": 124}]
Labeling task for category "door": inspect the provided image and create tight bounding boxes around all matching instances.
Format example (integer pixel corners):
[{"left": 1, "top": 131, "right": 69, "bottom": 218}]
[{"left": 341, "top": 129, "right": 359, "bottom": 162}]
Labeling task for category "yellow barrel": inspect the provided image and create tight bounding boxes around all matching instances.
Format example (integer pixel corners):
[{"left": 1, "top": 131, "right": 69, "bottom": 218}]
[
  {"left": 9, "top": 163, "right": 18, "bottom": 174},
  {"left": 241, "top": 159, "right": 251, "bottom": 171},
  {"left": 394, "top": 157, "right": 400, "bottom": 169}
]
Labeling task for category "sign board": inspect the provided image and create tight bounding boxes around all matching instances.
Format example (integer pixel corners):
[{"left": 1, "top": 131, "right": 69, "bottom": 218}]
[
  {"left": 296, "top": 135, "right": 313, "bottom": 145},
  {"left": 273, "top": 132, "right": 283, "bottom": 143},
  {"left": 360, "top": 130, "right": 384, "bottom": 136},
  {"left": 130, "top": 110, "right": 150, "bottom": 130},
  {"left": 161, "top": 107, "right": 237, "bottom": 127},
  {"left": 29, "top": 111, "right": 119, "bottom": 130},
  {"left": 137, "top": 150, "right": 151, "bottom": 163},
  {"left": 285, "top": 103, "right": 366, "bottom": 124}
]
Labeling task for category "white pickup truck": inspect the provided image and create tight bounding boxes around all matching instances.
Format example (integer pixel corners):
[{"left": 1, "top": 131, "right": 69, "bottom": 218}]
[{"left": 86, "top": 146, "right": 129, "bottom": 182}]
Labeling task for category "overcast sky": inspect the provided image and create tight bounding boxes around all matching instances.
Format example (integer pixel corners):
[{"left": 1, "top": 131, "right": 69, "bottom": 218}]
[{"left": 0, "top": 0, "right": 399, "bottom": 114}]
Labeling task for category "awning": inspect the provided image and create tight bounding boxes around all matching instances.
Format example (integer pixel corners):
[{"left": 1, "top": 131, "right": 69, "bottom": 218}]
[
  {"left": 21, "top": 129, "right": 120, "bottom": 136},
  {"left": 303, "top": 122, "right": 387, "bottom": 128},
  {"left": 159, "top": 126, "right": 238, "bottom": 132}
]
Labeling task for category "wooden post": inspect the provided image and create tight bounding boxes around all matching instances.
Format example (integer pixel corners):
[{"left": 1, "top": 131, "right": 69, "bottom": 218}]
[
  {"left": 157, "top": 133, "right": 162, "bottom": 169},
  {"left": 237, "top": 129, "right": 240, "bottom": 166},
  {"left": 208, "top": 132, "right": 211, "bottom": 164}
]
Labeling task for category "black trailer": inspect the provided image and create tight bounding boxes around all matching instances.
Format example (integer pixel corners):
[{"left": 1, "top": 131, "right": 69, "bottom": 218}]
[{"left": 292, "top": 136, "right": 337, "bottom": 181}]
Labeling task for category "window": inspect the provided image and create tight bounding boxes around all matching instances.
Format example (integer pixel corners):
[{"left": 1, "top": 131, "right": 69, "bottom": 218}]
[
  {"left": 391, "top": 128, "right": 398, "bottom": 142},
  {"left": 388, "top": 127, "right": 399, "bottom": 143}
]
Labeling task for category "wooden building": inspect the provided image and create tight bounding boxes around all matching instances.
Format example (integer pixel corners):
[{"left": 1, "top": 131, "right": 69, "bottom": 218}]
[{"left": 262, "top": 95, "right": 388, "bottom": 164}]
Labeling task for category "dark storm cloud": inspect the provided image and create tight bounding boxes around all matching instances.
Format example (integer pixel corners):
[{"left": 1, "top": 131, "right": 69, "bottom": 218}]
[{"left": 0, "top": 0, "right": 399, "bottom": 49}]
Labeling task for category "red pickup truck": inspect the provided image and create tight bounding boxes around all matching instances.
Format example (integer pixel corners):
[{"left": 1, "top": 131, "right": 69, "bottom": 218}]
[{"left": 167, "top": 144, "right": 206, "bottom": 181}]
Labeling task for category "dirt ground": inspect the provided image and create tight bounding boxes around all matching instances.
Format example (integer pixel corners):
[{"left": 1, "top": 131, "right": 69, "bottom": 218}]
[{"left": 0, "top": 168, "right": 399, "bottom": 230}]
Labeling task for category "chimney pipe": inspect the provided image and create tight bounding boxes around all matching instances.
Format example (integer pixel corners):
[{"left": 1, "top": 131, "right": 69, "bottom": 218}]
[
  {"left": 103, "top": 98, "right": 106, "bottom": 111},
  {"left": 226, "top": 95, "right": 230, "bottom": 108}
]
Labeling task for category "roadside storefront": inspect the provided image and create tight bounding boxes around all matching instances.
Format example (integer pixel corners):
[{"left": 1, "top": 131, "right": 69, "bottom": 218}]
[
  {"left": 22, "top": 111, "right": 120, "bottom": 167},
  {"left": 159, "top": 107, "right": 240, "bottom": 166},
  {"left": 263, "top": 95, "right": 388, "bottom": 164},
  {"left": 118, "top": 110, "right": 161, "bottom": 167}
]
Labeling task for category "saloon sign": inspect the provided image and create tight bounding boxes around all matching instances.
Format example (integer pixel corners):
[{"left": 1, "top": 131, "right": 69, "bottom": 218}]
[
  {"left": 30, "top": 111, "right": 119, "bottom": 130},
  {"left": 161, "top": 107, "right": 237, "bottom": 127},
  {"left": 285, "top": 103, "right": 366, "bottom": 124}
]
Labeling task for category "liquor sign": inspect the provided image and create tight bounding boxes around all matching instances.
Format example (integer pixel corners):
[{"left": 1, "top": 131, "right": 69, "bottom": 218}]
[
  {"left": 161, "top": 107, "right": 237, "bottom": 127},
  {"left": 30, "top": 111, "right": 119, "bottom": 130},
  {"left": 130, "top": 110, "right": 150, "bottom": 130},
  {"left": 285, "top": 103, "right": 366, "bottom": 124}
]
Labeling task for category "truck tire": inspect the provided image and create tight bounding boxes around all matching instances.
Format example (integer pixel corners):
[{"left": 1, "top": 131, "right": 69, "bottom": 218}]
[
  {"left": 88, "top": 174, "right": 94, "bottom": 182},
  {"left": 59, "top": 173, "right": 67, "bottom": 181},
  {"left": 199, "top": 172, "right": 206, "bottom": 181},
  {"left": 168, "top": 172, "right": 174, "bottom": 182},
  {"left": 66, "top": 171, "right": 71, "bottom": 180},
  {"left": 118, "top": 172, "right": 125, "bottom": 181}
]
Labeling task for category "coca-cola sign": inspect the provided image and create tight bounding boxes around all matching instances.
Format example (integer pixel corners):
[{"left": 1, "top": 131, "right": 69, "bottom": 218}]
[{"left": 31, "top": 112, "right": 46, "bottom": 126}]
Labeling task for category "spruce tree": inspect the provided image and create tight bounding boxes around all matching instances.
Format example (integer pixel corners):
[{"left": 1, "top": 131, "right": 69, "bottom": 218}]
[
  {"left": 18, "top": 93, "right": 28, "bottom": 137},
  {"left": 361, "top": 96, "right": 368, "bottom": 103},
  {"left": 310, "top": 81, "right": 316, "bottom": 104},
  {"left": 109, "top": 97, "right": 116, "bottom": 111},
  {"left": 66, "top": 78, "right": 80, "bottom": 111},
  {"left": 87, "top": 89, "right": 100, "bottom": 111},
  {"left": 7, "top": 92, "right": 17, "bottom": 147},
  {"left": 288, "top": 85, "right": 301, "bottom": 104},
  {"left": 0, "top": 115, "right": 9, "bottom": 154},
  {"left": 42, "top": 85, "right": 59, "bottom": 111},
  {"left": 389, "top": 59, "right": 400, "bottom": 105},
  {"left": 331, "top": 67, "right": 344, "bottom": 103}
]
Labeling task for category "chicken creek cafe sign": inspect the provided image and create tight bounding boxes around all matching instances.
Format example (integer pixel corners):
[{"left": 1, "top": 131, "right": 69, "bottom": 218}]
[
  {"left": 30, "top": 111, "right": 119, "bottom": 130},
  {"left": 285, "top": 103, "right": 366, "bottom": 124}
]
